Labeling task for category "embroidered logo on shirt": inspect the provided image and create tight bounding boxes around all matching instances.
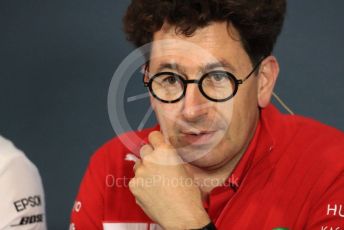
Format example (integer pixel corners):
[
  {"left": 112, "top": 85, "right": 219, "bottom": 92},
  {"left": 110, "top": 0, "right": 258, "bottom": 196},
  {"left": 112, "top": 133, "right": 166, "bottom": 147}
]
[
  {"left": 13, "top": 195, "right": 42, "bottom": 212},
  {"left": 10, "top": 214, "right": 44, "bottom": 227},
  {"left": 228, "top": 174, "right": 239, "bottom": 191},
  {"left": 327, "top": 203, "right": 344, "bottom": 218},
  {"left": 320, "top": 203, "right": 344, "bottom": 230},
  {"left": 73, "top": 201, "right": 82, "bottom": 212}
]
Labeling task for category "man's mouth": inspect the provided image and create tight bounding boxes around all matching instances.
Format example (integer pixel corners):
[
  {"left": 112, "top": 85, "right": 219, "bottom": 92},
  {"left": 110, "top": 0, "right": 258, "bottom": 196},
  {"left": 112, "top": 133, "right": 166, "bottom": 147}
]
[{"left": 180, "top": 130, "right": 217, "bottom": 145}]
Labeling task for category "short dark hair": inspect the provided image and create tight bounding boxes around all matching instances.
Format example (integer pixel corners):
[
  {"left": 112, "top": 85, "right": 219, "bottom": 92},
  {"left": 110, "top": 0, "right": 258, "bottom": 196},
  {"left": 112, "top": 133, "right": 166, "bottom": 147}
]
[{"left": 123, "top": 0, "right": 287, "bottom": 65}]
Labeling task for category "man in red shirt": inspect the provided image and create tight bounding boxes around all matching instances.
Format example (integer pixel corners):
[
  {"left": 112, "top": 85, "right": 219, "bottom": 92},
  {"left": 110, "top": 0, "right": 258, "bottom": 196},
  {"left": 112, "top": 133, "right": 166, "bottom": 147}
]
[{"left": 71, "top": 0, "right": 344, "bottom": 229}]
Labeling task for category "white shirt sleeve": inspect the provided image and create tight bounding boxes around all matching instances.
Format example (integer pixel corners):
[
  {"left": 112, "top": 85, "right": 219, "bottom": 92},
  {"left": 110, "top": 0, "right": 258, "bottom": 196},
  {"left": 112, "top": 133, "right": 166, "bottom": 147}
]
[{"left": 0, "top": 136, "right": 47, "bottom": 230}]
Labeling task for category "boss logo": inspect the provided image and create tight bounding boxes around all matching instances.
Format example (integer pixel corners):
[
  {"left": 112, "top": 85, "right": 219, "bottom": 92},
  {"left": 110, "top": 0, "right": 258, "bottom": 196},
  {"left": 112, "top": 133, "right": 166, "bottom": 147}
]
[
  {"left": 13, "top": 195, "right": 42, "bottom": 212},
  {"left": 11, "top": 214, "right": 44, "bottom": 226}
]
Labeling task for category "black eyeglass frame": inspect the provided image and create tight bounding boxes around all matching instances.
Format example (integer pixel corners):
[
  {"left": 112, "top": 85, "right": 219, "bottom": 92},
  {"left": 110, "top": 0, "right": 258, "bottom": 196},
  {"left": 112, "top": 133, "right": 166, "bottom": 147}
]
[{"left": 143, "top": 57, "right": 265, "bottom": 103}]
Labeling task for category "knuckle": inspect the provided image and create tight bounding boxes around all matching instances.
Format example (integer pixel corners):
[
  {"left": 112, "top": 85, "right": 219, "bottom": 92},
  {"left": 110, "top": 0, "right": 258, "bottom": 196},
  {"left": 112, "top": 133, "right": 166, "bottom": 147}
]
[
  {"left": 140, "top": 144, "right": 149, "bottom": 151},
  {"left": 148, "top": 131, "right": 159, "bottom": 140},
  {"left": 140, "top": 145, "right": 152, "bottom": 156}
]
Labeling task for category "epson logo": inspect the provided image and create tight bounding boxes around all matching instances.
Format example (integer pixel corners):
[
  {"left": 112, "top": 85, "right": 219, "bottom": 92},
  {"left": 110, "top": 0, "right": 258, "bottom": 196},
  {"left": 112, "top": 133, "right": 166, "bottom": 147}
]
[
  {"left": 11, "top": 214, "right": 44, "bottom": 226},
  {"left": 13, "top": 195, "right": 42, "bottom": 212}
]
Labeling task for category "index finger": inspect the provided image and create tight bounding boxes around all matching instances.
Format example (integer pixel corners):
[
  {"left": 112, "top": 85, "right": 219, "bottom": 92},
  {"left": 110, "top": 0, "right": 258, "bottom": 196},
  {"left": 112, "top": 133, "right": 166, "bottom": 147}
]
[{"left": 148, "top": 131, "right": 166, "bottom": 149}]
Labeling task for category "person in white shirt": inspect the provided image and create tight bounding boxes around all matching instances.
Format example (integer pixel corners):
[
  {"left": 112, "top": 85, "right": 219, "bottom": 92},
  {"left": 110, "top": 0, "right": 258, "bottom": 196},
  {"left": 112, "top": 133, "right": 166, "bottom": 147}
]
[{"left": 0, "top": 135, "right": 46, "bottom": 230}]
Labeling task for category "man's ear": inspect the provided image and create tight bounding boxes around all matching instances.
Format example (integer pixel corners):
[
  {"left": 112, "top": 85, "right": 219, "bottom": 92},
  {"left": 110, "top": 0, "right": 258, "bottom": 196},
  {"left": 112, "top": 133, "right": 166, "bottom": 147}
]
[
  {"left": 143, "top": 64, "right": 156, "bottom": 110},
  {"left": 257, "top": 55, "right": 279, "bottom": 108}
]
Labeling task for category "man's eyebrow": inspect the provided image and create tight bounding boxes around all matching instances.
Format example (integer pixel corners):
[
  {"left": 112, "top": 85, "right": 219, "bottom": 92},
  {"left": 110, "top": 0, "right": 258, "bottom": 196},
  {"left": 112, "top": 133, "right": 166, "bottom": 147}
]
[
  {"left": 156, "top": 62, "right": 187, "bottom": 75},
  {"left": 201, "top": 59, "right": 236, "bottom": 73},
  {"left": 153, "top": 59, "right": 236, "bottom": 75}
]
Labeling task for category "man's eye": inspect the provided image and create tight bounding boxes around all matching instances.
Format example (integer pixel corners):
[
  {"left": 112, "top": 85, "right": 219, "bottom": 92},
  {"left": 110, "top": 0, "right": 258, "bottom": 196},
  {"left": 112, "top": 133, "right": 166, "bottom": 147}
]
[
  {"left": 209, "top": 73, "right": 228, "bottom": 82},
  {"left": 163, "top": 76, "right": 178, "bottom": 84}
]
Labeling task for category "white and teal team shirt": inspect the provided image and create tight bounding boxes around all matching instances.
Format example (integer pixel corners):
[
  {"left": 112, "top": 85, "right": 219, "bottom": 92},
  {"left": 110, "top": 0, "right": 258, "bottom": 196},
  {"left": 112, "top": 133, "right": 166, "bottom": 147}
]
[{"left": 0, "top": 136, "right": 46, "bottom": 230}]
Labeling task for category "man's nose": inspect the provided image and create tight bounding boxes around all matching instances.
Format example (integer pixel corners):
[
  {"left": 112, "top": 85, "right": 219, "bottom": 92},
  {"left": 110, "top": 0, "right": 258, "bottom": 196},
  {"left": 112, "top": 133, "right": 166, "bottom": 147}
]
[{"left": 181, "top": 83, "right": 208, "bottom": 122}]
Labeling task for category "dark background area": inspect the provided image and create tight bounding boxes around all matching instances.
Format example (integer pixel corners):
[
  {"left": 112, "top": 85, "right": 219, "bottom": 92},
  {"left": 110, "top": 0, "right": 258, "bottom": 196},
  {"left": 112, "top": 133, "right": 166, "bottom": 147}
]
[{"left": 0, "top": 1, "right": 343, "bottom": 229}]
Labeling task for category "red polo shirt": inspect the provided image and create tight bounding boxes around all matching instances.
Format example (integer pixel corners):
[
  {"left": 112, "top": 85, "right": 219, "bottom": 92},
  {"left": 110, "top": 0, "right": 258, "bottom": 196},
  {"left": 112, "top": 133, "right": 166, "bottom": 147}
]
[{"left": 70, "top": 104, "right": 344, "bottom": 230}]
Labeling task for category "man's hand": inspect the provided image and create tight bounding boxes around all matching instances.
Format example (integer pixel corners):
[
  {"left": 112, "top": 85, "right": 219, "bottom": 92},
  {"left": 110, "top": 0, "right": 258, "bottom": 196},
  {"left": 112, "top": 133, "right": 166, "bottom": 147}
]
[{"left": 129, "top": 131, "right": 210, "bottom": 230}]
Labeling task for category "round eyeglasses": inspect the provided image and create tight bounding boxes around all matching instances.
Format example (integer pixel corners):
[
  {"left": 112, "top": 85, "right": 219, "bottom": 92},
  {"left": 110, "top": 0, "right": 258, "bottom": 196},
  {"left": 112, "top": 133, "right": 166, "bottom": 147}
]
[{"left": 143, "top": 57, "right": 265, "bottom": 103}]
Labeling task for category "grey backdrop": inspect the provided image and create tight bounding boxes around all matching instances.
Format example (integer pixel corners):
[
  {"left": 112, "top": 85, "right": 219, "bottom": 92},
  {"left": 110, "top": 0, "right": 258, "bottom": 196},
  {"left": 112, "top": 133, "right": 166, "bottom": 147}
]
[{"left": 1, "top": 0, "right": 343, "bottom": 229}]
